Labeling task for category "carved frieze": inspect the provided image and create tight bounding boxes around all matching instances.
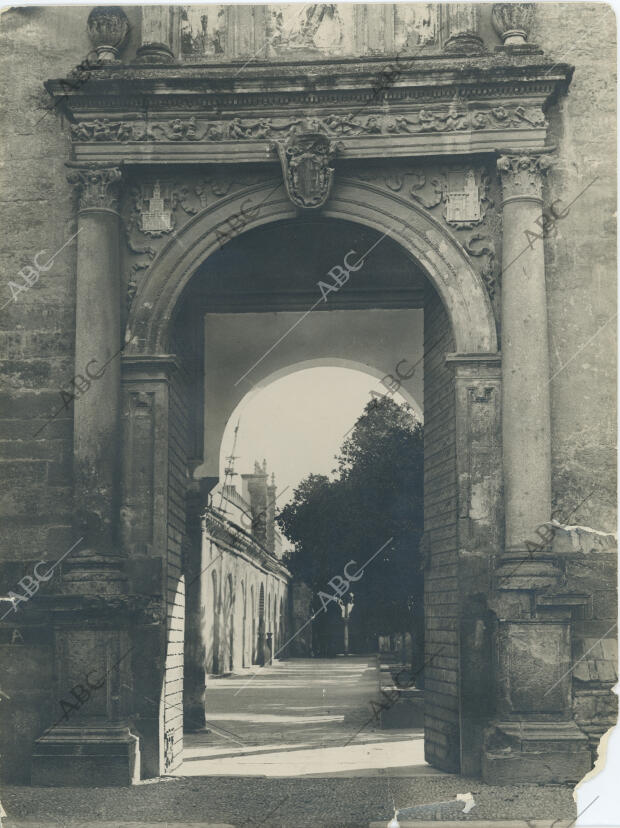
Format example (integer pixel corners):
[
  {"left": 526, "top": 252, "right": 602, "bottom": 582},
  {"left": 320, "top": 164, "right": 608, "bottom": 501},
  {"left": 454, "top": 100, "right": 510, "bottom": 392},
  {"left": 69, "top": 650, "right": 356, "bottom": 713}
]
[
  {"left": 66, "top": 164, "right": 123, "bottom": 212},
  {"left": 69, "top": 105, "right": 547, "bottom": 144}
]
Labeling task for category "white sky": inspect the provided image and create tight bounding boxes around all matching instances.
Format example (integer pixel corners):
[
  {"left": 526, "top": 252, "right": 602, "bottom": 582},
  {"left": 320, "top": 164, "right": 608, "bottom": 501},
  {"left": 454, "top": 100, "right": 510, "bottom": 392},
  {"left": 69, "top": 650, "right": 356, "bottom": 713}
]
[{"left": 218, "top": 366, "right": 413, "bottom": 509}]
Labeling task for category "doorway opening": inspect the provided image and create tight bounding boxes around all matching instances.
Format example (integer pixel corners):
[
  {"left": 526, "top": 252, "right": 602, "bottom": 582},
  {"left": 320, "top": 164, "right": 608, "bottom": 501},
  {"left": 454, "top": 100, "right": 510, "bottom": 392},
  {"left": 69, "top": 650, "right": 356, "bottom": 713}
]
[{"left": 130, "top": 196, "right": 498, "bottom": 781}]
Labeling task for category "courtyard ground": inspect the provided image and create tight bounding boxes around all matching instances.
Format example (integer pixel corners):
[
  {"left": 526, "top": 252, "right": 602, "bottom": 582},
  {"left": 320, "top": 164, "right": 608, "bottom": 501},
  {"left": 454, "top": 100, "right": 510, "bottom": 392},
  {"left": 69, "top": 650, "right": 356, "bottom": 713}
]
[
  {"left": 1, "top": 658, "right": 577, "bottom": 827},
  {"left": 180, "top": 656, "right": 433, "bottom": 777}
]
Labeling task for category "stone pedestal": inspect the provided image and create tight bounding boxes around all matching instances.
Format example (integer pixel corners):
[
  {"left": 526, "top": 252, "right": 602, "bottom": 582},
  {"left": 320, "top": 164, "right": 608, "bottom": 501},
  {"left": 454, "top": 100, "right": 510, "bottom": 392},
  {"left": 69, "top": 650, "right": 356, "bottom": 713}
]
[
  {"left": 33, "top": 725, "right": 139, "bottom": 786},
  {"left": 31, "top": 607, "right": 140, "bottom": 786}
]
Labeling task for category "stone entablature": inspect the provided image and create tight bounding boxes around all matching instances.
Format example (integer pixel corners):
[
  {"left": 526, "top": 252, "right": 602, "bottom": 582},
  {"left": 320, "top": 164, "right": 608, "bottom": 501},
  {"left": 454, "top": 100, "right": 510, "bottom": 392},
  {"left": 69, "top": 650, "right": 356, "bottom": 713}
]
[{"left": 46, "top": 55, "right": 572, "bottom": 165}]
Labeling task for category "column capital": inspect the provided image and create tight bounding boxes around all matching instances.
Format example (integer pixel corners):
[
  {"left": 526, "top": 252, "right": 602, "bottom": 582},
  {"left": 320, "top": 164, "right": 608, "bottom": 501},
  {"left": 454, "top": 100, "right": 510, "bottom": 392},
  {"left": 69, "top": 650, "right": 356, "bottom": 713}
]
[
  {"left": 497, "top": 152, "right": 553, "bottom": 204},
  {"left": 66, "top": 163, "right": 123, "bottom": 214}
]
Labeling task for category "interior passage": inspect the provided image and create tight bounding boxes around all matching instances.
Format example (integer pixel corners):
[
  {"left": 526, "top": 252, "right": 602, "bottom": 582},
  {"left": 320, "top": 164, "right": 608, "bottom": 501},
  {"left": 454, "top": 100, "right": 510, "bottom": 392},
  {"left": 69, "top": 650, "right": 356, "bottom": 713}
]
[{"left": 179, "top": 657, "right": 445, "bottom": 777}]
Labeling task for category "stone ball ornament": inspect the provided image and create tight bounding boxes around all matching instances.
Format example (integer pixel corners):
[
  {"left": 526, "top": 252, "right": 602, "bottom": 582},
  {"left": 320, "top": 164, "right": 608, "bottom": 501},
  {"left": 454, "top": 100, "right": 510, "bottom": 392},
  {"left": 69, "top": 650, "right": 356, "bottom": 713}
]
[
  {"left": 492, "top": 3, "right": 534, "bottom": 46},
  {"left": 87, "top": 6, "right": 129, "bottom": 63}
]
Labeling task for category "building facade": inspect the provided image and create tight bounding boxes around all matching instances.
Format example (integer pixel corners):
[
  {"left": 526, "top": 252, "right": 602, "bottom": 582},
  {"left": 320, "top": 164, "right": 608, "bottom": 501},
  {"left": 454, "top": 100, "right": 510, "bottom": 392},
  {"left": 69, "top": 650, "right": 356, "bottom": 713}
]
[{"left": 0, "top": 2, "right": 616, "bottom": 788}]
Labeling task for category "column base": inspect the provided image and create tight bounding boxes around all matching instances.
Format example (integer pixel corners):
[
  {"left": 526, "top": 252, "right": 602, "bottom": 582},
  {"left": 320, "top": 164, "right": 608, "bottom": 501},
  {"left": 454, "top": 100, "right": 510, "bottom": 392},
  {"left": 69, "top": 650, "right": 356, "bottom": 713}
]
[
  {"left": 482, "top": 720, "right": 591, "bottom": 784},
  {"left": 31, "top": 723, "right": 140, "bottom": 786},
  {"left": 443, "top": 33, "right": 485, "bottom": 54},
  {"left": 135, "top": 43, "right": 176, "bottom": 64}
]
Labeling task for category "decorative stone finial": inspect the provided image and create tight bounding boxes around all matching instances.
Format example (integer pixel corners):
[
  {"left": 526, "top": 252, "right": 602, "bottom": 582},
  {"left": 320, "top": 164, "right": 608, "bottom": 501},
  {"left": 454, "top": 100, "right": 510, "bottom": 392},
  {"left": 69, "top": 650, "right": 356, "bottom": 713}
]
[
  {"left": 87, "top": 6, "right": 129, "bottom": 63},
  {"left": 67, "top": 164, "right": 123, "bottom": 212},
  {"left": 492, "top": 3, "right": 534, "bottom": 46}
]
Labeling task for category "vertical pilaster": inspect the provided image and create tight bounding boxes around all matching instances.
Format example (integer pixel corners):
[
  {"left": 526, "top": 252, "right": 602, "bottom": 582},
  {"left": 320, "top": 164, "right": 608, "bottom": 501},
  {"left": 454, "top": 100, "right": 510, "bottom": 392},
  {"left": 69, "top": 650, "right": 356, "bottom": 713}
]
[
  {"left": 448, "top": 353, "right": 502, "bottom": 777},
  {"left": 225, "top": 5, "right": 270, "bottom": 60},
  {"left": 120, "top": 354, "right": 181, "bottom": 778}
]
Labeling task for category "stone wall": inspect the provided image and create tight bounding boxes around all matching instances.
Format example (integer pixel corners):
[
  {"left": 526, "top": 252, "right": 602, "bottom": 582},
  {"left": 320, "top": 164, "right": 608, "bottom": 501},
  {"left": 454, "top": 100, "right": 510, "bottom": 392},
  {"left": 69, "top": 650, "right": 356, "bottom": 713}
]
[
  {"left": 0, "top": 6, "right": 137, "bottom": 783},
  {"left": 423, "top": 283, "right": 459, "bottom": 773},
  {"left": 195, "top": 512, "right": 290, "bottom": 676},
  {"left": 552, "top": 524, "right": 618, "bottom": 756},
  {"left": 536, "top": 3, "right": 617, "bottom": 533},
  {"left": 163, "top": 347, "right": 192, "bottom": 774}
]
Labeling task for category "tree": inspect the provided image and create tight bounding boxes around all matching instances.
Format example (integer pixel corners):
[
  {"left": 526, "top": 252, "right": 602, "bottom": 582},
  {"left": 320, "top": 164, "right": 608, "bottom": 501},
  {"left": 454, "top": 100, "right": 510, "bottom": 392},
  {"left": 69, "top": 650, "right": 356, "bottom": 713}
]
[{"left": 278, "top": 396, "right": 424, "bottom": 653}]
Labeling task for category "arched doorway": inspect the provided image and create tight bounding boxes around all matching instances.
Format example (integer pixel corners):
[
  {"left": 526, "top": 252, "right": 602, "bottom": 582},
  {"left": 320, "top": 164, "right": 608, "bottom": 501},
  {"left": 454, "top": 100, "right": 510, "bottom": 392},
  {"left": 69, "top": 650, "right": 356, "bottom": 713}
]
[{"left": 122, "top": 179, "right": 500, "bottom": 778}]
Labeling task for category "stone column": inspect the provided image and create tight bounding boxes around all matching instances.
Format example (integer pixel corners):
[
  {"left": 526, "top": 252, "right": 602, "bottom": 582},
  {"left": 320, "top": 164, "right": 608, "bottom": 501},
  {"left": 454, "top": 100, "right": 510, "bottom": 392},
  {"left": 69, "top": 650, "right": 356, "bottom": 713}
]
[
  {"left": 497, "top": 153, "right": 553, "bottom": 553},
  {"left": 482, "top": 154, "right": 591, "bottom": 785},
  {"left": 136, "top": 5, "right": 177, "bottom": 64},
  {"left": 64, "top": 164, "right": 125, "bottom": 593},
  {"left": 32, "top": 165, "right": 141, "bottom": 786},
  {"left": 442, "top": 4, "right": 484, "bottom": 53}
]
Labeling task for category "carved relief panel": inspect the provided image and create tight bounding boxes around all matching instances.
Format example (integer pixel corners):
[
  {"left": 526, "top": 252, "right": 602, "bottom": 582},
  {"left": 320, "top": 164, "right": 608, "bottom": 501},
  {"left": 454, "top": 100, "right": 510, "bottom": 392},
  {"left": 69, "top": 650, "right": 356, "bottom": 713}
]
[
  {"left": 121, "top": 169, "right": 275, "bottom": 312},
  {"left": 350, "top": 160, "right": 502, "bottom": 313}
]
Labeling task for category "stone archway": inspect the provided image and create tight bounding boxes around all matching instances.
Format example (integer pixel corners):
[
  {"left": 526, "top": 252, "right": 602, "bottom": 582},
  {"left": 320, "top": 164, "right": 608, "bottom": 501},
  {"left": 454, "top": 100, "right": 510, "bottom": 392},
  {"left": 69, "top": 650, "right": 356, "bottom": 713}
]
[
  {"left": 120, "top": 179, "right": 501, "bottom": 778},
  {"left": 125, "top": 178, "right": 497, "bottom": 357}
]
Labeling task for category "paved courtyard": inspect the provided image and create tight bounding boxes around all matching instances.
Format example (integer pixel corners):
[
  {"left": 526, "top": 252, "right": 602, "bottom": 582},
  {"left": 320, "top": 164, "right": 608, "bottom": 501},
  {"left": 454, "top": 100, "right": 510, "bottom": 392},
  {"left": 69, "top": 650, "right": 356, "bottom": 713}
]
[
  {"left": 0, "top": 657, "right": 577, "bottom": 826},
  {"left": 180, "top": 656, "right": 436, "bottom": 777}
]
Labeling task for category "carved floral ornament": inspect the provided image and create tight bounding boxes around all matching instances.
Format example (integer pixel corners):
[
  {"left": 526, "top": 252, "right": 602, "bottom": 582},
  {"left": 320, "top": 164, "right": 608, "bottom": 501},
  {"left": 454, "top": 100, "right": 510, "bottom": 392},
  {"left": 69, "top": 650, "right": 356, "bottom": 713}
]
[
  {"left": 66, "top": 164, "right": 123, "bottom": 212},
  {"left": 69, "top": 105, "right": 547, "bottom": 144}
]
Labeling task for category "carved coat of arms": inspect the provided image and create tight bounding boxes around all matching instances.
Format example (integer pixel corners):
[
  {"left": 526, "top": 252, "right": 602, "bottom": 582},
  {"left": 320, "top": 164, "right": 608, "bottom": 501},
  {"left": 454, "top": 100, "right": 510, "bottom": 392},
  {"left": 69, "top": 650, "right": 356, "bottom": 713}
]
[
  {"left": 136, "top": 180, "right": 175, "bottom": 236},
  {"left": 273, "top": 132, "right": 339, "bottom": 209}
]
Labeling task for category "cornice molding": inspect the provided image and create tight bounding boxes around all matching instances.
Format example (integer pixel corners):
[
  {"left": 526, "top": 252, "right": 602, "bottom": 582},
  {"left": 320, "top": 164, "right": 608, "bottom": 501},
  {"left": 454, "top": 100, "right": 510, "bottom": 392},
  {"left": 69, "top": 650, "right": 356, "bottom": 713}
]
[{"left": 46, "top": 55, "right": 572, "bottom": 165}]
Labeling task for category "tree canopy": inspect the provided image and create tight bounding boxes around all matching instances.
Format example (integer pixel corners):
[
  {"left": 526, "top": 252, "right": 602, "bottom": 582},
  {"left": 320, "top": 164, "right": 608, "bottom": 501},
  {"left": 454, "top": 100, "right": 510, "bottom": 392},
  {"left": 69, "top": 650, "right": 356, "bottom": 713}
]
[{"left": 277, "top": 395, "right": 424, "bottom": 644}]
